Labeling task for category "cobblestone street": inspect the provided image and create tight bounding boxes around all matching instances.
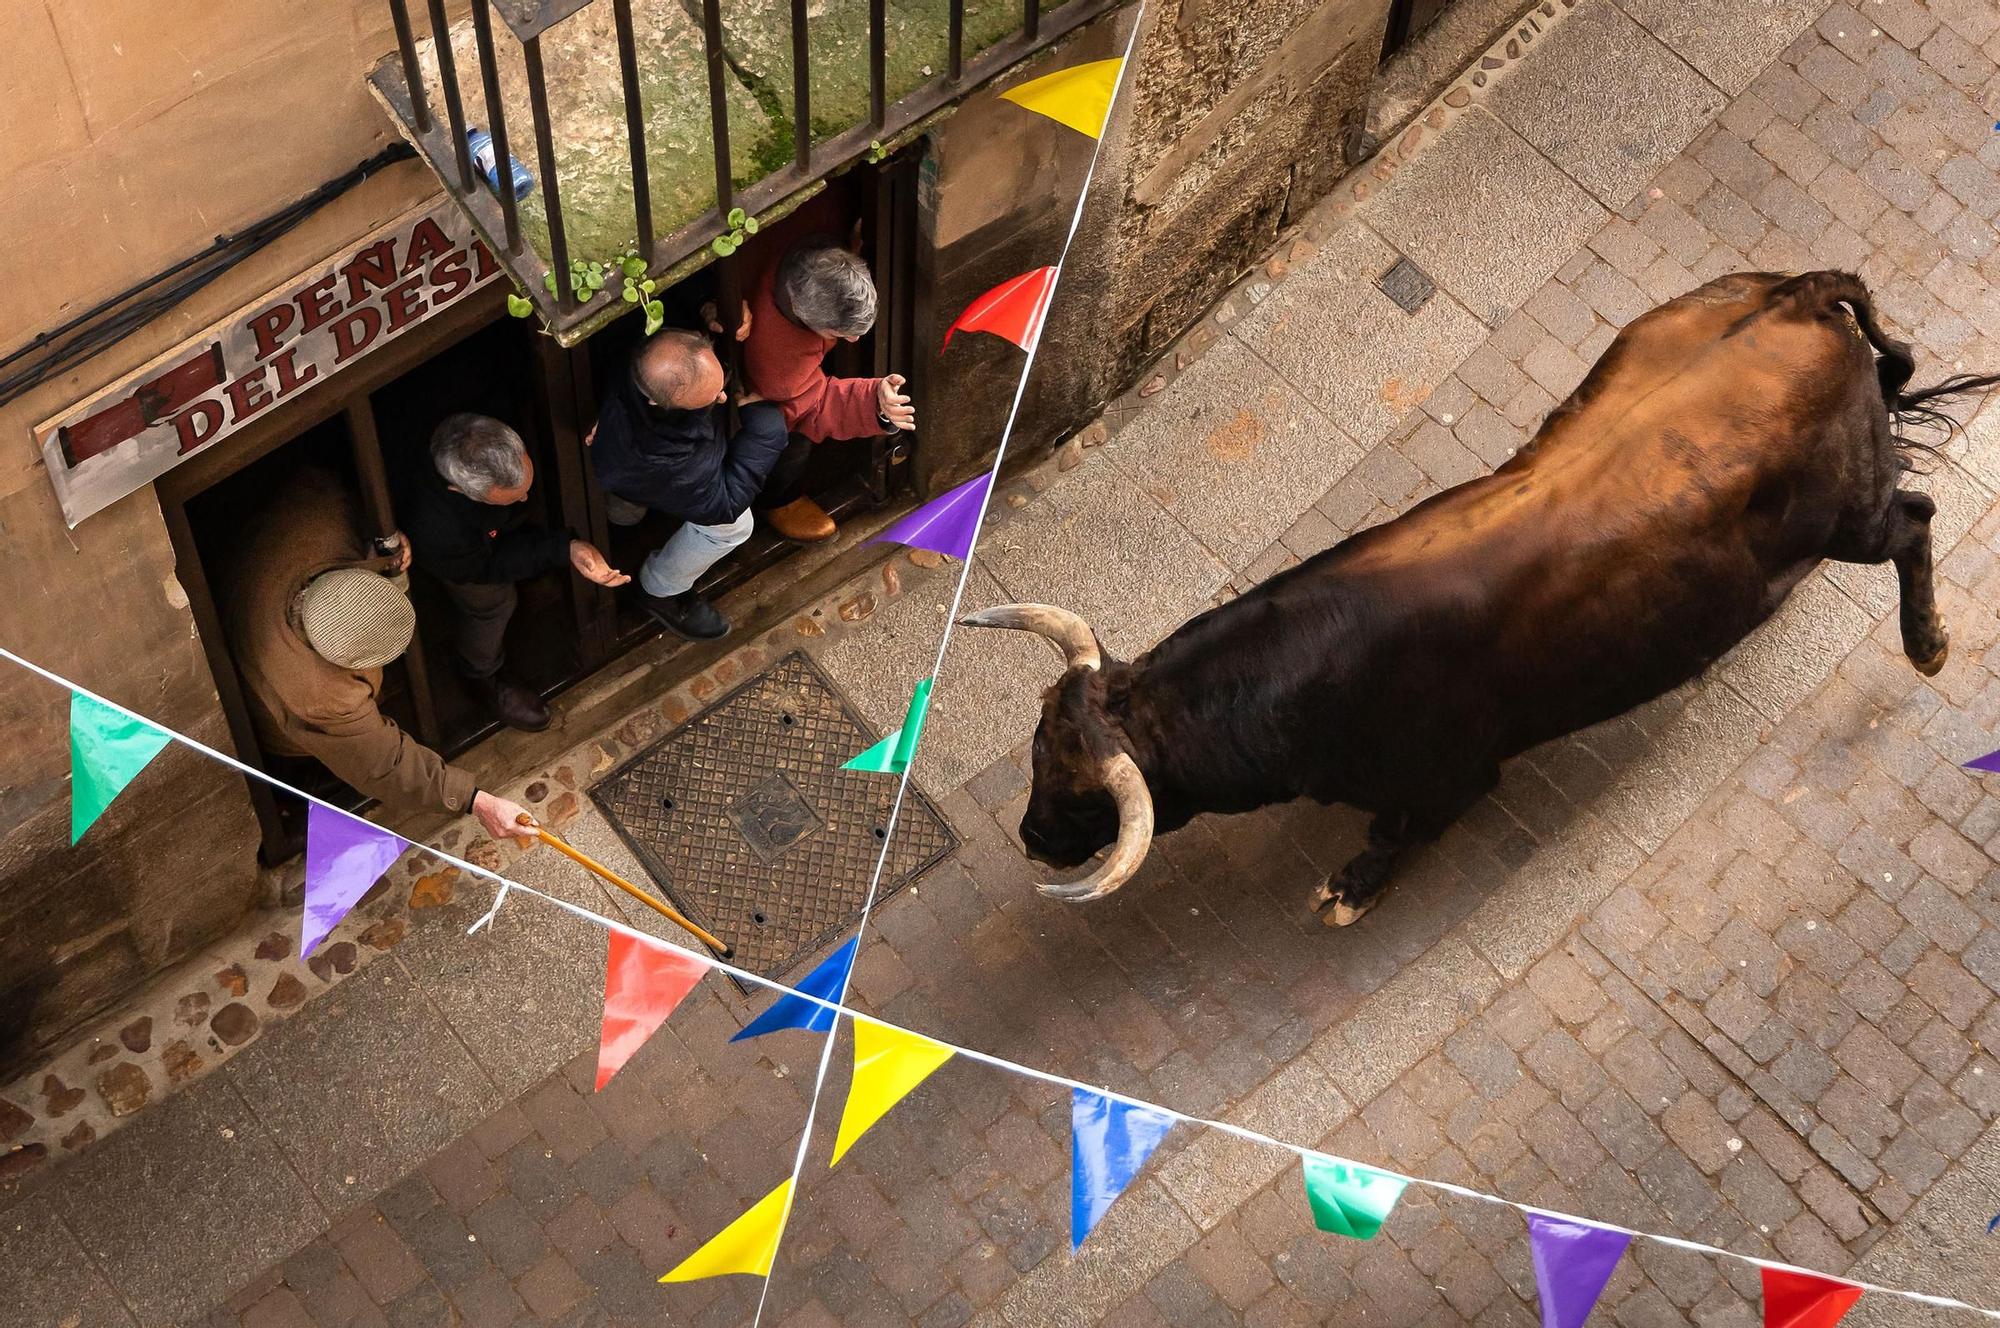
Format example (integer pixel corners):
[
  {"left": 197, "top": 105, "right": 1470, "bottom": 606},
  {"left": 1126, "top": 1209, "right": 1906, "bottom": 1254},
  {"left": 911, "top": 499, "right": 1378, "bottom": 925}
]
[{"left": 14, "top": 0, "right": 2000, "bottom": 1324}]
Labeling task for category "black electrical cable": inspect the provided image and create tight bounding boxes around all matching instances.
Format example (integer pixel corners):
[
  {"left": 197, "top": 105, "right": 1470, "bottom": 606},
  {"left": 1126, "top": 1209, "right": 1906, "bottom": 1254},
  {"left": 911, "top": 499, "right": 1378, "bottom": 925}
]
[{"left": 0, "top": 142, "right": 419, "bottom": 409}]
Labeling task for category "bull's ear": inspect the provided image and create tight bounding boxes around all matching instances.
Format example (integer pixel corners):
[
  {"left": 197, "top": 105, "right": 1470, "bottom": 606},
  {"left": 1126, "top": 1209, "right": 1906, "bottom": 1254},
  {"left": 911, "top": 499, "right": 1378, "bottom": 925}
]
[{"left": 959, "top": 603, "right": 1102, "bottom": 671}]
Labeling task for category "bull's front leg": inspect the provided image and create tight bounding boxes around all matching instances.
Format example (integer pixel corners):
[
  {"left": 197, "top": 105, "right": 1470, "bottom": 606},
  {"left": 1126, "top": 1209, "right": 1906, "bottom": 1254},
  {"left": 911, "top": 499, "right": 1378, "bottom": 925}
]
[
  {"left": 1888, "top": 489, "right": 1949, "bottom": 676},
  {"left": 1310, "top": 812, "right": 1418, "bottom": 927}
]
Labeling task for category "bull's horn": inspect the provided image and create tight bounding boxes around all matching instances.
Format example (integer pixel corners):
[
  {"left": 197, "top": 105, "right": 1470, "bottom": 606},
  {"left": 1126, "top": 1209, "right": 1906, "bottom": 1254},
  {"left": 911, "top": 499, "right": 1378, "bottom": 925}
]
[
  {"left": 958, "top": 603, "right": 1102, "bottom": 671},
  {"left": 1039, "top": 752, "right": 1155, "bottom": 902}
]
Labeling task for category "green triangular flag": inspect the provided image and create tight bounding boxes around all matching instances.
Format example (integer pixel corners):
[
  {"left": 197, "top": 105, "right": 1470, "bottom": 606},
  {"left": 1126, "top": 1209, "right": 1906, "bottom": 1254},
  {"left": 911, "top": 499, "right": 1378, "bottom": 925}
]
[
  {"left": 842, "top": 678, "right": 935, "bottom": 775},
  {"left": 70, "top": 691, "right": 172, "bottom": 843},
  {"left": 1302, "top": 1155, "right": 1405, "bottom": 1240}
]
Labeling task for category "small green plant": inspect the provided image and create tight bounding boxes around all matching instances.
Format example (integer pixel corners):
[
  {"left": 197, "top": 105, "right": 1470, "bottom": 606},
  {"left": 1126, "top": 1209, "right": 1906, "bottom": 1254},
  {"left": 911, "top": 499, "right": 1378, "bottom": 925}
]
[
  {"left": 506, "top": 290, "right": 533, "bottom": 318},
  {"left": 711, "top": 207, "right": 760, "bottom": 257},
  {"left": 863, "top": 139, "right": 888, "bottom": 164},
  {"left": 506, "top": 247, "right": 666, "bottom": 333}
]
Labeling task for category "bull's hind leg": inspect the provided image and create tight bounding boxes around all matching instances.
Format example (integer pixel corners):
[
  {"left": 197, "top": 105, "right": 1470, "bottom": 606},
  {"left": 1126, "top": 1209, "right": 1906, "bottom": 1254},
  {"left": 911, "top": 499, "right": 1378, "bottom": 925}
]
[{"left": 1887, "top": 489, "right": 1949, "bottom": 675}]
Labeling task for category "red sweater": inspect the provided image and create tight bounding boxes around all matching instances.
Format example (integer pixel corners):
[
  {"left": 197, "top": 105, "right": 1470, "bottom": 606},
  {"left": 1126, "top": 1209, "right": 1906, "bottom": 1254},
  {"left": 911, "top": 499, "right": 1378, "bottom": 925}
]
[{"left": 743, "top": 260, "right": 885, "bottom": 443}]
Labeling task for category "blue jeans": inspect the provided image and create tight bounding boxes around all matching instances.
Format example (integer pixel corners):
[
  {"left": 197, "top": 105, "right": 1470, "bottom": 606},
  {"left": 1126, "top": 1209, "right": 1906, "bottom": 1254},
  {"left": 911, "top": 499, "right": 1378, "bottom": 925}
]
[{"left": 638, "top": 510, "right": 755, "bottom": 597}]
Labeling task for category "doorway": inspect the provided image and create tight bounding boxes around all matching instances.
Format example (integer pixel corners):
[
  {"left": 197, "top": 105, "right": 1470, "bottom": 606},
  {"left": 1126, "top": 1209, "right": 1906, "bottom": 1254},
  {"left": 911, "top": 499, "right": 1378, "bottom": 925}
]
[{"left": 158, "top": 148, "right": 926, "bottom": 865}]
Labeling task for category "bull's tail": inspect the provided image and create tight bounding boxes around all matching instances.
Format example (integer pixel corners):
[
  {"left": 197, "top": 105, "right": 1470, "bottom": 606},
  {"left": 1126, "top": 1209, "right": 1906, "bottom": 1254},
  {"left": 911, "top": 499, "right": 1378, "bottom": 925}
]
[{"left": 1773, "top": 270, "right": 2000, "bottom": 467}]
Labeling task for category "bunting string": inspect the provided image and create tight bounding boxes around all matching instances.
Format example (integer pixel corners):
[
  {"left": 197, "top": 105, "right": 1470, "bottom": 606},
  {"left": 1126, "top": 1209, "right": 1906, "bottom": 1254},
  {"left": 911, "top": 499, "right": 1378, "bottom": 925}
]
[
  {"left": 743, "top": 15, "right": 1150, "bottom": 1323},
  {"left": 2, "top": 642, "right": 1996, "bottom": 1320}
]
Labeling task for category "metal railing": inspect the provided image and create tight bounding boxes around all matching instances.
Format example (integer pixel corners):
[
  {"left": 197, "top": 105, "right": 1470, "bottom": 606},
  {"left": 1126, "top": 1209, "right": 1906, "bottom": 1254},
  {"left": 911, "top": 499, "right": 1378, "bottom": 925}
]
[{"left": 369, "top": 0, "right": 1123, "bottom": 341}]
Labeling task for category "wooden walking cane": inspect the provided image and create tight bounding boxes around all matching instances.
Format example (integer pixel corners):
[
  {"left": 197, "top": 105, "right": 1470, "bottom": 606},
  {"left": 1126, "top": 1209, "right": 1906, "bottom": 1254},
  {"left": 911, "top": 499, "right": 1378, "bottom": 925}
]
[{"left": 517, "top": 814, "right": 735, "bottom": 958}]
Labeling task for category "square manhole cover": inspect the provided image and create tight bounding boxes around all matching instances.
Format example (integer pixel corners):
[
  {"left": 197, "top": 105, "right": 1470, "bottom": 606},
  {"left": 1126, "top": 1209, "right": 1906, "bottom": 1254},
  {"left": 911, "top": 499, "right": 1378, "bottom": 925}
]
[
  {"left": 1377, "top": 256, "right": 1436, "bottom": 314},
  {"left": 591, "top": 652, "right": 958, "bottom": 987}
]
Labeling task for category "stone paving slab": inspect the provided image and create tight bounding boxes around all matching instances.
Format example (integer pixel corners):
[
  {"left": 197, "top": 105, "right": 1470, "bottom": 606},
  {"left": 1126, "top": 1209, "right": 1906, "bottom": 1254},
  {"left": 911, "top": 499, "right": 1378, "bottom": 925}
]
[
  {"left": 1231, "top": 221, "right": 1489, "bottom": 447},
  {"left": 1488, "top": 0, "right": 1727, "bottom": 209},
  {"left": 221, "top": 960, "right": 501, "bottom": 1214},
  {"left": 0, "top": 1196, "right": 139, "bottom": 1328},
  {"left": 818, "top": 562, "right": 1053, "bottom": 800},
  {"left": 390, "top": 848, "right": 616, "bottom": 1100},
  {"left": 1101, "top": 336, "right": 1365, "bottom": 572},
  {"left": 1619, "top": 0, "right": 1828, "bottom": 95},
  {"left": 1364, "top": 107, "right": 1609, "bottom": 326},
  {"left": 975, "top": 461, "right": 1234, "bottom": 662},
  {"left": 48, "top": 1081, "right": 324, "bottom": 1328}
]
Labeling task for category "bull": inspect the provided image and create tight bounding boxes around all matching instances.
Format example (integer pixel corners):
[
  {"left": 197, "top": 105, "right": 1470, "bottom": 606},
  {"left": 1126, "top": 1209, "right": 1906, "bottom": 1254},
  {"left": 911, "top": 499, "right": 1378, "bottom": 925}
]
[{"left": 963, "top": 271, "right": 1998, "bottom": 925}]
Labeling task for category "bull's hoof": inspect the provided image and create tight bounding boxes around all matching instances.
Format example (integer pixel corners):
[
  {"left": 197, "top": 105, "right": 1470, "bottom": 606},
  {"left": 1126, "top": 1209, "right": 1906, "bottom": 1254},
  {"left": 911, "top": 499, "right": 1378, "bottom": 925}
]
[
  {"left": 1911, "top": 629, "right": 1949, "bottom": 677},
  {"left": 1310, "top": 885, "right": 1374, "bottom": 928}
]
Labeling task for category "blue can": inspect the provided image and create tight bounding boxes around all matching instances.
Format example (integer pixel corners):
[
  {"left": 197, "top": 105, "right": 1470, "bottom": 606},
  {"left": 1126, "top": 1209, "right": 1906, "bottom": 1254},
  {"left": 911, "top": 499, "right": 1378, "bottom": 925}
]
[{"left": 467, "top": 127, "right": 534, "bottom": 201}]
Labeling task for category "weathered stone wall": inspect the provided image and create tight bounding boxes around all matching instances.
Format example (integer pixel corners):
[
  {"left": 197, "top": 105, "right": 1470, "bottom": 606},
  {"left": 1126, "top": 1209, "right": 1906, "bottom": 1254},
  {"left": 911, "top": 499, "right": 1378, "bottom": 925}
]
[
  {"left": 0, "top": 1, "right": 442, "bottom": 1073},
  {"left": 915, "top": 0, "right": 1393, "bottom": 490}
]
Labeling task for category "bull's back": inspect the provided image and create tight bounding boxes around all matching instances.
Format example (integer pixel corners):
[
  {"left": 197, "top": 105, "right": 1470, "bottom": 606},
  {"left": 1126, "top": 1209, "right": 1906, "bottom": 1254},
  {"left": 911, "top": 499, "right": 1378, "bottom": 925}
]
[{"left": 1293, "top": 273, "right": 1880, "bottom": 763}]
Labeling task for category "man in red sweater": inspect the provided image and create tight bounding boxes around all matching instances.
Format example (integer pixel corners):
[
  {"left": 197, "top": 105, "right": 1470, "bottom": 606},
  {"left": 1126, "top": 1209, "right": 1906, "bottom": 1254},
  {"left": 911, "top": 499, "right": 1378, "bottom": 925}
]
[{"left": 743, "top": 228, "right": 915, "bottom": 542}]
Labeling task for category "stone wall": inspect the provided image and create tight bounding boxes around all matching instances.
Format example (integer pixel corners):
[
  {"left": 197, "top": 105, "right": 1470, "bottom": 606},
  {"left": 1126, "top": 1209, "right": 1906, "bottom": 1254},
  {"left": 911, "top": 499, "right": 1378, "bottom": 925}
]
[
  {"left": 0, "top": 0, "right": 442, "bottom": 1073},
  {"left": 915, "top": 0, "right": 1394, "bottom": 489}
]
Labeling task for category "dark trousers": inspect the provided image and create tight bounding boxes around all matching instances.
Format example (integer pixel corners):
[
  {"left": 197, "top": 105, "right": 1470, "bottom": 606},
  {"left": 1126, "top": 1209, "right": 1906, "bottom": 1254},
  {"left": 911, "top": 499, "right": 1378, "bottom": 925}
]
[
  {"left": 756, "top": 434, "right": 814, "bottom": 509},
  {"left": 440, "top": 579, "right": 517, "bottom": 679}
]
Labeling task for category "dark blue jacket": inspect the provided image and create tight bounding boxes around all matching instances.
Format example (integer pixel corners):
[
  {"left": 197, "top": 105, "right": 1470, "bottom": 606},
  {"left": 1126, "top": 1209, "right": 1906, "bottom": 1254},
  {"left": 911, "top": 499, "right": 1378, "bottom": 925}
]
[{"left": 590, "top": 358, "right": 789, "bottom": 527}]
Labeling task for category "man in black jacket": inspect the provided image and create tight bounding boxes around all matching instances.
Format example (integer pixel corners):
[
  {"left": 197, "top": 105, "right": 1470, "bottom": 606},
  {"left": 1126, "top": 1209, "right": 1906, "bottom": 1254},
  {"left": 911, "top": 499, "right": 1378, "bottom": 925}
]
[
  {"left": 588, "top": 328, "right": 789, "bottom": 640},
  {"left": 406, "top": 413, "right": 628, "bottom": 730}
]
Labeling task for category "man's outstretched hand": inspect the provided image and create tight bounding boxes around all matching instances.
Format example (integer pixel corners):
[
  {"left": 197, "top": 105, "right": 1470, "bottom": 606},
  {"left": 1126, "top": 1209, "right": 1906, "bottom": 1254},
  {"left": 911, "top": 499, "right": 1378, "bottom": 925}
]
[
  {"left": 569, "top": 540, "right": 630, "bottom": 587},
  {"left": 473, "top": 791, "right": 540, "bottom": 841},
  {"left": 877, "top": 374, "right": 915, "bottom": 431}
]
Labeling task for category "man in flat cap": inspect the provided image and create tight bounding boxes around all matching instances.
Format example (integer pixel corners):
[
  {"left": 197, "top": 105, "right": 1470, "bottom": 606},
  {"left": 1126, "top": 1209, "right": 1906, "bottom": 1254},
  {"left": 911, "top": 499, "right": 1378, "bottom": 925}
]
[{"left": 225, "top": 469, "right": 534, "bottom": 843}]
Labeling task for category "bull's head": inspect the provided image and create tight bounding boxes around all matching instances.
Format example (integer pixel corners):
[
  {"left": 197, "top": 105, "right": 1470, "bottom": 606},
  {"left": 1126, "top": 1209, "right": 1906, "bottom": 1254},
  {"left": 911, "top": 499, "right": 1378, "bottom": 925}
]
[{"left": 959, "top": 603, "right": 1155, "bottom": 902}]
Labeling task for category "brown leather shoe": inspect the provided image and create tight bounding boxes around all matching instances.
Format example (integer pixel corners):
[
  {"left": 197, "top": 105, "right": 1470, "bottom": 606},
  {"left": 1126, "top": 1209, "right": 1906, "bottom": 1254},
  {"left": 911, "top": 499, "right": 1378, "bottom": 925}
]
[
  {"left": 466, "top": 674, "right": 551, "bottom": 732},
  {"left": 765, "top": 496, "right": 837, "bottom": 543}
]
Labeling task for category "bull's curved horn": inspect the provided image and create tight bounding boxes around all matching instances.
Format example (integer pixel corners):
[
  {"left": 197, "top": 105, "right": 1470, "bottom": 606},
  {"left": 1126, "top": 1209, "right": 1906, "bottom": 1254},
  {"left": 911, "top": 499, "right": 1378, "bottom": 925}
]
[
  {"left": 1038, "top": 752, "right": 1155, "bottom": 902},
  {"left": 958, "top": 603, "right": 1102, "bottom": 671}
]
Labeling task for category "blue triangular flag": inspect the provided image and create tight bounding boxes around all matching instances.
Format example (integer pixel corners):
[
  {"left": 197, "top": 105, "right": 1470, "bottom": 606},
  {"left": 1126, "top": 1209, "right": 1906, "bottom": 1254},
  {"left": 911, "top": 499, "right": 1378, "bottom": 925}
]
[
  {"left": 1966, "top": 748, "right": 2000, "bottom": 774},
  {"left": 1070, "top": 1087, "right": 1174, "bottom": 1249},
  {"left": 731, "top": 936, "right": 858, "bottom": 1041}
]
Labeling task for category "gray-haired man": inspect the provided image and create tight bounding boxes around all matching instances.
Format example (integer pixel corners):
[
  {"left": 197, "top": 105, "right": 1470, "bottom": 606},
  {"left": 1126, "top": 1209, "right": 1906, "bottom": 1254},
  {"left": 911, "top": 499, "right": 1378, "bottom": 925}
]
[{"left": 404, "top": 413, "right": 627, "bottom": 731}]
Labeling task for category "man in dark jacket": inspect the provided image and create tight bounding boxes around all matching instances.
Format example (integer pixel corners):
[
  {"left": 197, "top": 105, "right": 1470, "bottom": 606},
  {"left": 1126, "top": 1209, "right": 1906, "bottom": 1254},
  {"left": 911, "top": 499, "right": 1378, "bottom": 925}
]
[
  {"left": 406, "top": 412, "right": 628, "bottom": 730},
  {"left": 589, "top": 328, "right": 788, "bottom": 639}
]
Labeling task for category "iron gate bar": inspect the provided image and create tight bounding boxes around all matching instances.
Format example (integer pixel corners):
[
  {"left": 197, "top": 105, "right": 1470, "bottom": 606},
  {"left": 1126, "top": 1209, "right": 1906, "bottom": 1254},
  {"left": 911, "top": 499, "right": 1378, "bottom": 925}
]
[
  {"left": 949, "top": 0, "right": 965, "bottom": 82},
  {"left": 791, "top": 0, "right": 812, "bottom": 171},
  {"left": 366, "top": 0, "right": 1123, "bottom": 340},
  {"left": 870, "top": 0, "right": 888, "bottom": 129},
  {"left": 700, "top": 0, "right": 735, "bottom": 216},
  {"left": 424, "top": 0, "right": 477, "bottom": 191},
  {"left": 1024, "top": 0, "right": 1041, "bottom": 42},
  {"left": 386, "top": 0, "right": 432, "bottom": 134},
  {"left": 611, "top": 0, "right": 656, "bottom": 264},
  {"left": 520, "top": 36, "right": 576, "bottom": 314},
  {"left": 470, "top": 0, "right": 523, "bottom": 253}
]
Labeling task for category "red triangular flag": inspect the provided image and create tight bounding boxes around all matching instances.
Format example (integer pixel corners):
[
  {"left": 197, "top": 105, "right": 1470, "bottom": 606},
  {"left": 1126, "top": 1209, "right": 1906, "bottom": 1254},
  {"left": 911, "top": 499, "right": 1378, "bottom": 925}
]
[
  {"left": 596, "top": 931, "right": 707, "bottom": 1090},
  {"left": 942, "top": 267, "right": 1057, "bottom": 352},
  {"left": 1761, "top": 1268, "right": 1863, "bottom": 1328}
]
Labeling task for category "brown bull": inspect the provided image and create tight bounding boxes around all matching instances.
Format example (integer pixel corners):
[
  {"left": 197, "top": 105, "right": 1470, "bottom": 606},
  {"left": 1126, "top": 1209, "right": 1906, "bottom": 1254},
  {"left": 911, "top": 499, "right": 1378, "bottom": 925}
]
[{"left": 964, "top": 271, "right": 1998, "bottom": 925}]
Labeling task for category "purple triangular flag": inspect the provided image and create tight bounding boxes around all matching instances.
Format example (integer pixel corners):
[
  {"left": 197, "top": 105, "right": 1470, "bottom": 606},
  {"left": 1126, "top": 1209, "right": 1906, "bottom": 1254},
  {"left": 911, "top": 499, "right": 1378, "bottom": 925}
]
[
  {"left": 1527, "top": 1212, "right": 1630, "bottom": 1328},
  {"left": 303, "top": 803, "right": 409, "bottom": 957},
  {"left": 1965, "top": 748, "right": 2000, "bottom": 774},
  {"left": 869, "top": 473, "right": 992, "bottom": 562}
]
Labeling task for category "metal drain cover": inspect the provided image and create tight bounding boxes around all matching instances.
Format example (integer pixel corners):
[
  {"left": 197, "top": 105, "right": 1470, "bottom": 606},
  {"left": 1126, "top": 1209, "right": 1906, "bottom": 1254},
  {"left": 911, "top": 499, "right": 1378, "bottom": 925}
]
[
  {"left": 1377, "top": 256, "right": 1436, "bottom": 314},
  {"left": 590, "top": 652, "right": 958, "bottom": 985}
]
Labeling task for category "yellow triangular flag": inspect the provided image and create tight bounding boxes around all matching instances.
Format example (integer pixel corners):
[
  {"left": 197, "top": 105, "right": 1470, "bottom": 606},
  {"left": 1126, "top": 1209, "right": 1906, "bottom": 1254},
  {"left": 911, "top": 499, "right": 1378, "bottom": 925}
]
[
  {"left": 659, "top": 1179, "right": 793, "bottom": 1282},
  {"left": 829, "top": 1017, "right": 956, "bottom": 1166},
  {"left": 999, "top": 58, "right": 1124, "bottom": 139}
]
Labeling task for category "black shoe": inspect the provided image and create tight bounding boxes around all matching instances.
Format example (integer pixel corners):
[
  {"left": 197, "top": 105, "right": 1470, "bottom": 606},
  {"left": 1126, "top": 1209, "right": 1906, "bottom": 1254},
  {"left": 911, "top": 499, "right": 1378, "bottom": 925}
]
[
  {"left": 465, "top": 674, "right": 551, "bottom": 732},
  {"left": 643, "top": 589, "right": 729, "bottom": 640}
]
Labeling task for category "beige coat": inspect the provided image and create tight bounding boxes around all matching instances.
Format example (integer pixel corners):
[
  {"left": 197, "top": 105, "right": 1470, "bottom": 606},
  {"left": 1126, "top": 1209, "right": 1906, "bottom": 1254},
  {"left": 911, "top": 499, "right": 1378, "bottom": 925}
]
[{"left": 224, "top": 470, "right": 477, "bottom": 815}]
